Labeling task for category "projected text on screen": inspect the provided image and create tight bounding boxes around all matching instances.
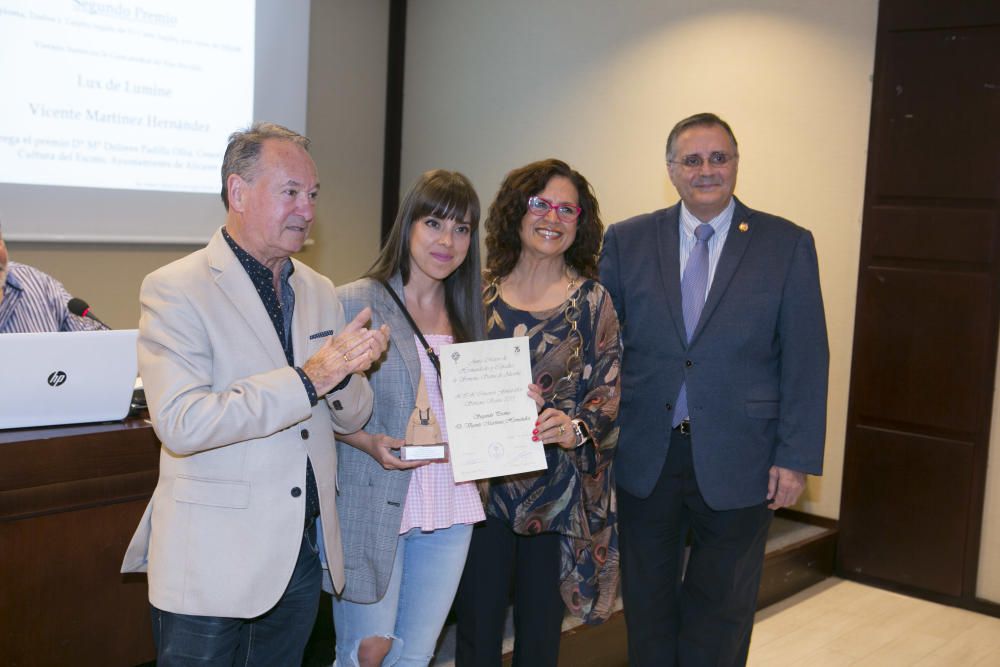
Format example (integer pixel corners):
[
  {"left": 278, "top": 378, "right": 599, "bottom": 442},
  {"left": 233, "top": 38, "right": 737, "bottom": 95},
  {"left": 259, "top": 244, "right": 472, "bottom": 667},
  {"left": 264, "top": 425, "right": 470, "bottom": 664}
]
[{"left": 0, "top": 0, "right": 255, "bottom": 193}]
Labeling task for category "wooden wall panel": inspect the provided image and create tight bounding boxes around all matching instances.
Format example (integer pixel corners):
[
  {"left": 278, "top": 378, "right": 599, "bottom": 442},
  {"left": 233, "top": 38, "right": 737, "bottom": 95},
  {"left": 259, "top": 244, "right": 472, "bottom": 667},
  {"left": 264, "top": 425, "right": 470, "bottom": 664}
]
[
  {"left": 870, "top": 27, "right": 1000, "bottom": 200},
  {"left": 851, "top": 268, "right": 993, "bottom": 431},
  {"left": 840, "top": 427, "right": 974, "bottom": 596},
  {"left": 838, "top": 0, "right": 1000, "bottom": 610}
]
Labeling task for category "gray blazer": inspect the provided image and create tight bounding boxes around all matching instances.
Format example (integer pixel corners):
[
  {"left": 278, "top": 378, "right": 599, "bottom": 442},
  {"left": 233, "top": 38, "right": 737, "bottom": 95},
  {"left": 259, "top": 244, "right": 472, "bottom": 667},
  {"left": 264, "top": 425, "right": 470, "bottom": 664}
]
[{"left": 335, "top": 274, "right": 423, "bottom": 603}]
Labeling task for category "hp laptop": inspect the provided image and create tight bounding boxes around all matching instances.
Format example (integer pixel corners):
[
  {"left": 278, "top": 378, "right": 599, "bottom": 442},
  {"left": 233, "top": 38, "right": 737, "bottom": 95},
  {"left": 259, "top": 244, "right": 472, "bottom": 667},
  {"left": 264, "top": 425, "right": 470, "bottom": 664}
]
[{"left": 0, "top": 329, "right": 139, "bottom": 429}]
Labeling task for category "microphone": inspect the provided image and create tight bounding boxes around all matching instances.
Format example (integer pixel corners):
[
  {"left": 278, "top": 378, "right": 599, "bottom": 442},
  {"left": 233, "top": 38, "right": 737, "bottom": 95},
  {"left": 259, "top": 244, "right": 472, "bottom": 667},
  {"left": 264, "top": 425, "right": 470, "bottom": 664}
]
[{"left": 67, "top": 297, "right": 110, "bottom": 329}]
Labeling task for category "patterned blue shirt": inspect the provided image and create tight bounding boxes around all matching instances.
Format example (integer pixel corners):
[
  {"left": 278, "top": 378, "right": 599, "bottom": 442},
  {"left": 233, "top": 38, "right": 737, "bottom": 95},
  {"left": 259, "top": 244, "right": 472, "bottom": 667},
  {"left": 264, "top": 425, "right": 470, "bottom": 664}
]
[{"left": 0, "top": 262, "right": 105, "bottom": 334}]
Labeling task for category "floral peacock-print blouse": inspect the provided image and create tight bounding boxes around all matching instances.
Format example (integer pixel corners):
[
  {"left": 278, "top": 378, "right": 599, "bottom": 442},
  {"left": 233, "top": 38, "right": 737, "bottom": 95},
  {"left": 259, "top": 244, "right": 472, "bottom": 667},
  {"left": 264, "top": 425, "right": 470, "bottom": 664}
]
[{"left": 482, "top": 276, "right": 622, "bottom": 624}]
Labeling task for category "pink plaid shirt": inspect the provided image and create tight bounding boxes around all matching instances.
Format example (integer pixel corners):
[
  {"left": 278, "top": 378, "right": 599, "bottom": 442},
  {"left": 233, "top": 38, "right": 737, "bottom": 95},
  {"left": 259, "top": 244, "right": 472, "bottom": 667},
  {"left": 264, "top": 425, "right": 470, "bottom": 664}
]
[{"left": 399, "top": 334, "right": 486, "bottom": 533}]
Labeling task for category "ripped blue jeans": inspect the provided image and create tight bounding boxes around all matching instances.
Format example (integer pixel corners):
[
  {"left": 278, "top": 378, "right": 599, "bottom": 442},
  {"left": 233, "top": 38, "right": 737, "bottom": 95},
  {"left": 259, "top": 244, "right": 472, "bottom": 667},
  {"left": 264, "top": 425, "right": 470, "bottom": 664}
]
[{"left": 331, "top": 523, "right": 473, "bottom": 667}]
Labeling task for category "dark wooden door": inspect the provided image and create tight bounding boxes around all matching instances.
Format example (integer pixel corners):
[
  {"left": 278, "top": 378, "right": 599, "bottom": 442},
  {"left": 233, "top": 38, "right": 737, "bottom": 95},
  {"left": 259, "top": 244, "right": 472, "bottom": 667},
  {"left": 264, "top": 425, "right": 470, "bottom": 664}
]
[{"left": 838, "top": 0, "right": 1000, "bottom": 605}]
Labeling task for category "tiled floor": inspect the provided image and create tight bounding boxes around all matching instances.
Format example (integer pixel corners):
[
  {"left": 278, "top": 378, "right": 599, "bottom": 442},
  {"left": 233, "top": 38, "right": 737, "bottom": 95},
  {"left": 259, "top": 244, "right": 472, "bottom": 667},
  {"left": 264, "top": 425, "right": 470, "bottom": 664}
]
[
  {"left": 748, "top": 578, "right": 1000, "bottom": 666},
  {"left": 311, "top": 577, "right": 1000, "bottom": 666}
]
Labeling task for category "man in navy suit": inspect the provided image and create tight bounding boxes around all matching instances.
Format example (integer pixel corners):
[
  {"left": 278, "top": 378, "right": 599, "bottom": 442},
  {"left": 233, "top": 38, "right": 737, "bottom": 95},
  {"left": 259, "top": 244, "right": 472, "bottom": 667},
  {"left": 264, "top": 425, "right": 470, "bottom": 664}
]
[{"left": 600, "top": 113, "right": 829, "bottom": 666}]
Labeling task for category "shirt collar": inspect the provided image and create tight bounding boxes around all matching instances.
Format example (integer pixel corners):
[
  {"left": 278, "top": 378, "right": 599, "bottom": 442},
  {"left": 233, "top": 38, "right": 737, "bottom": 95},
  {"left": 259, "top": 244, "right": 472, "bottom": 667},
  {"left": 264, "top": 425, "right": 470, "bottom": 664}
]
[
  {"left": 221, "top": 227, "right": 294, "bottom": 285},
  {"left": 679, "top": 197, "right": 736, "bottom": 239},
  {"left": 3, "top": 261, "right": 24, "bottom": 293}
]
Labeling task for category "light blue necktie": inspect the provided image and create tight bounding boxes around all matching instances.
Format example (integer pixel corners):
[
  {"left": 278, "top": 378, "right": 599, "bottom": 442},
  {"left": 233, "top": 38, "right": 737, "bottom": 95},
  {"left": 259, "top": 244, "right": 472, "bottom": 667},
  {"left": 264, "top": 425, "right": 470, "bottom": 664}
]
[{"left": 673, "top": 223, "right": 715, "bottom": 427}]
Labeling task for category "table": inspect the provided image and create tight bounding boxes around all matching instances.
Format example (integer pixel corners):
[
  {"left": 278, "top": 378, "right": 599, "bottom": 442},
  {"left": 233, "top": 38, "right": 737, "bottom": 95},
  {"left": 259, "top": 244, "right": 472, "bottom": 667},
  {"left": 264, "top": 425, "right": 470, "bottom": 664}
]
[{"left": 0, "top": 417, "right": 160, "bottom": 666}]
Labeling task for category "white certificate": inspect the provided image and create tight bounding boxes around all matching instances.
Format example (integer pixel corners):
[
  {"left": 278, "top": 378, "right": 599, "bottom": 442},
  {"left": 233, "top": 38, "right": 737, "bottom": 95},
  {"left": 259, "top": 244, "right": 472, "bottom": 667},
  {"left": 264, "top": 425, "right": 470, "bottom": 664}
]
[{"left": 441, "top": 336, "right": 547, "bottom": 482}]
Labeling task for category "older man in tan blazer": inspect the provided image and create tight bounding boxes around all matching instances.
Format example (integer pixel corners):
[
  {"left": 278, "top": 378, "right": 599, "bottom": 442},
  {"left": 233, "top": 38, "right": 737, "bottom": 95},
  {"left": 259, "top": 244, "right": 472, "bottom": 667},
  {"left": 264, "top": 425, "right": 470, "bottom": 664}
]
[{"left": 122, "top": 122, "right": 388, "bottom": 666}]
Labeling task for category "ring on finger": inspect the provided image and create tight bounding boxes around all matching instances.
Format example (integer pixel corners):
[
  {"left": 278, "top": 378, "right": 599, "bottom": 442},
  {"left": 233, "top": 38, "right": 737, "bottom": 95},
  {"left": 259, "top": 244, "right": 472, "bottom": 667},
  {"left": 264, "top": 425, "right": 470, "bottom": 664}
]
[
  {"left": 343, "top": 352, "right": 350, "bottom": 363},
  {"left": 558, "top": 424, "right": 566, "bottom": 436}
]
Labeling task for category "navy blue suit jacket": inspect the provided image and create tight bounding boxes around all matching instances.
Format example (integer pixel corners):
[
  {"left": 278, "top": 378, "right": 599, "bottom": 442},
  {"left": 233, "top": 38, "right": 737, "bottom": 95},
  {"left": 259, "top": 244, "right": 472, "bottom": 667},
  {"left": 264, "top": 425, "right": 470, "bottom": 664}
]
[{"left": 599, "top": 198, "right": 829, "bottom": 510}]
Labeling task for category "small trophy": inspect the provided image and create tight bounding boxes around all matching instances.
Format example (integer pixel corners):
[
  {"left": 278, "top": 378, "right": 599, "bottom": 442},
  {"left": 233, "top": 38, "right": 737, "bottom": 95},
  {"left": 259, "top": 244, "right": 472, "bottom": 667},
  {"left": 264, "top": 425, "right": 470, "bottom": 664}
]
[{"left": 401, "top": 376, "right": 447, "bottom": 461}]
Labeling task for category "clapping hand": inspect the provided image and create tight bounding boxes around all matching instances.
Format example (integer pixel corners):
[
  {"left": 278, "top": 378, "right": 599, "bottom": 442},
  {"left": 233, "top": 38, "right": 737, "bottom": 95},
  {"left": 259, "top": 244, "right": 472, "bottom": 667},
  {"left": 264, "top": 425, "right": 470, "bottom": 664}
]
[{"left": 302, "top": 307, "right": 390, "bottom": 395}]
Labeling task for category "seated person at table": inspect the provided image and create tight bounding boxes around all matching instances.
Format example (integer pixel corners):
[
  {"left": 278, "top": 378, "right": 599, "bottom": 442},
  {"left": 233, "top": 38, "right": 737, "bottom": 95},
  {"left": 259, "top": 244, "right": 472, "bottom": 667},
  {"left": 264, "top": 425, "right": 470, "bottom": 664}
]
[{"left": 0, "top": 221, "right": 105, "bottom": 333}]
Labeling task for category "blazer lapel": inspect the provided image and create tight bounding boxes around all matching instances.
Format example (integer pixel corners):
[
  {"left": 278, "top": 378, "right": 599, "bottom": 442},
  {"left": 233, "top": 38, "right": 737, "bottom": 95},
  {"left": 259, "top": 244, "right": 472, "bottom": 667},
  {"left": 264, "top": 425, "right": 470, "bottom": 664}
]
[
  {"left": 655, "top": 204, "right": 688, "bottom": 346},
  {"left": 289, "top": 259, "right": 316, "bottom": 366},
  {"left": 691, "top": 198, "right": 754, "bottom": 342},
  {"left": 207, "top": 229, "right": 288, "bottom": 370}
]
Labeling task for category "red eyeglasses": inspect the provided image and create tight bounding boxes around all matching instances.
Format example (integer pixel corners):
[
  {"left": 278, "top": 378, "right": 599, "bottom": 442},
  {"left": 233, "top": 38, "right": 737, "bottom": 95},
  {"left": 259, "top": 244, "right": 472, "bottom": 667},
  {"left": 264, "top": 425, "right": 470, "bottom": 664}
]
[{"left": 527, "top": 196, "right": 582, "bottom": 223}]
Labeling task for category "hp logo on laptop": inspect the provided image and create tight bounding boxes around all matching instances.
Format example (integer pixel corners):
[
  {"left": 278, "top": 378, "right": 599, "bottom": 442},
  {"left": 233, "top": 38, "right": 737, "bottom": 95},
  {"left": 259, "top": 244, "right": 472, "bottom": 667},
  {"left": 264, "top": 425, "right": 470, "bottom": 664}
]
[{"left": 47, "top": 371, "right": 68, "bottom": 387}]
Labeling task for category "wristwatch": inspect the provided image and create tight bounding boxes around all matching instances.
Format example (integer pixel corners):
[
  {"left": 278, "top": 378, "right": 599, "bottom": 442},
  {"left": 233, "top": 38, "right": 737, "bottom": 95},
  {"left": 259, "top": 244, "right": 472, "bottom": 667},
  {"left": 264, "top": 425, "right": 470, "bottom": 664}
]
[{"left": 570, "top": 418, "right": 590, "bottom": 448}]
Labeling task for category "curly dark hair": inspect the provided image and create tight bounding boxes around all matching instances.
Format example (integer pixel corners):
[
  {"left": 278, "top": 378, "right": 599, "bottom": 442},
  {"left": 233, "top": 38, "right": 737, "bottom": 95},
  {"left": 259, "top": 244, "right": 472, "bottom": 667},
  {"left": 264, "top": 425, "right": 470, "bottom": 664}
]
[{"left": 484, "top": 159, "right": 603, "bottom": 281}]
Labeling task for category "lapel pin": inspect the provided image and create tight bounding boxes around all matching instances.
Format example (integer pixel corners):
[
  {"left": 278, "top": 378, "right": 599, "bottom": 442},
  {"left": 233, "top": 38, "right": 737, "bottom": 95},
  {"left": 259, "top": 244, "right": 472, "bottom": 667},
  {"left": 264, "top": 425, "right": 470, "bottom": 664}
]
[{"left": 738, "top": 221, "right": 749, "bottom": 232}]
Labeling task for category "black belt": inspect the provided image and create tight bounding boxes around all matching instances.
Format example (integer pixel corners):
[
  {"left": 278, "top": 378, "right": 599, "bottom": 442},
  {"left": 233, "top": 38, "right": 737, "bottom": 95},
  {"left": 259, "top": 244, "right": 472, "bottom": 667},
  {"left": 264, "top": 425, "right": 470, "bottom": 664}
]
[{"left": 674, "top": 419, "right": 691, "bottom": 436}]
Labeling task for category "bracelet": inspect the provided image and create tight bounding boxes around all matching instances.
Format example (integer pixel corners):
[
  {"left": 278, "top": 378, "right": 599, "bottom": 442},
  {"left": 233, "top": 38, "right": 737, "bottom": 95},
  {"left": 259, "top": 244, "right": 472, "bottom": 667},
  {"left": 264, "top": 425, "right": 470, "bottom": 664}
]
[{"left": 570, "top": 418, "right": 590, "bottom": 448}]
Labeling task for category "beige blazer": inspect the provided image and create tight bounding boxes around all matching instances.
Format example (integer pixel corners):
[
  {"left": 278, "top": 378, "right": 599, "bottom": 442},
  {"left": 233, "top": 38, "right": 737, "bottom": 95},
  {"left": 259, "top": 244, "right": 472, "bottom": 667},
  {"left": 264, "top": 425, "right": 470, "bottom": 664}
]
[{"left": 121, "top": 229, "right": 372, "bottom": 618}]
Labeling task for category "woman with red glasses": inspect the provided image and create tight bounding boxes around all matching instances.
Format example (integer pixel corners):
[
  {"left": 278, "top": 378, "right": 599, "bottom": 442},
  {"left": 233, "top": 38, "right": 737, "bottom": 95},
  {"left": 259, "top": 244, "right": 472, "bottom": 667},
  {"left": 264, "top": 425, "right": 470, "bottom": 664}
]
[{"left": 454, "top": 159, "right": 622, "bottom": 666}]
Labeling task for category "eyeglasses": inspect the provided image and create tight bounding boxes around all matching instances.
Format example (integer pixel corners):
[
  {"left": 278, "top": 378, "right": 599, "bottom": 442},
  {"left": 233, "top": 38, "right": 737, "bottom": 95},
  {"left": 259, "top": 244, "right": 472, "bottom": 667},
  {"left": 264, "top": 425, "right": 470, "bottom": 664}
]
[
  {"left": 527, "top": 196, "right": 582, "bottom": 223},
  {"left": 668, "top": 152, "right": 738, "bottom": 169}
]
